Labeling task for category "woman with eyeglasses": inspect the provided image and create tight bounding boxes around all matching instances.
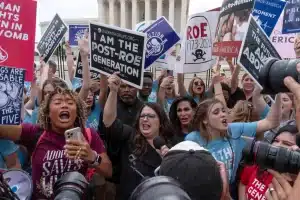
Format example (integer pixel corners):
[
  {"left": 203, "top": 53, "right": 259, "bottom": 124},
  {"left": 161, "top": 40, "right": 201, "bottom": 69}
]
[{"left": 103, "top": 73, "right": 174, "bottom": 200}]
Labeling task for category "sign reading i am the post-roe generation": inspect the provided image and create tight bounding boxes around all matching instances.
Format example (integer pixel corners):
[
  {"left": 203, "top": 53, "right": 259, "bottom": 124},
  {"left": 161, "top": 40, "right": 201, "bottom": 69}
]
[{"left": 89, "top": 22, "right": 147, "bottom": 89}]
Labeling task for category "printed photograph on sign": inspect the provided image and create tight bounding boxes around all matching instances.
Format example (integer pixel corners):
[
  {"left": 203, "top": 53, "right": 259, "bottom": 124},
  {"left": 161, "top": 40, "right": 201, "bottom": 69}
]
[
  {"left": 37, "top": 13, "right": 68, "bottom": 63},
  {"left": 213, "top": 0, "right": 254, "bottom": 57},
  {"left": 0, "top": 66, "right": 25, "bottom": 125},
  {"left": 237, "top": 15, "right": 281, "bottom": 89},
  {"left": 0, "top": 0, "right": 37, "bottom": 81},
  {"left": 271, "top": 14, "right": 296, "bottom": 59},
  {"left": 89, "top": 22, "right": 147, "bottom": 89},
  {"left": 143, "top": 16, "right": 180, "bottom": 68},
  {"left": 69, "top": 25, "right": 89, "bottom": 46}
]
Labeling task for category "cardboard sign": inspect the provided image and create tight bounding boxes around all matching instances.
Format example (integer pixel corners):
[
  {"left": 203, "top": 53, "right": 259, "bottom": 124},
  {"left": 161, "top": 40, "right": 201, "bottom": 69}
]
[
  {"left": 0, "top": 0, "right": 37, "bottom": 81},
  {"left": 37, "top": 14, "right": 68, "bottom": 63},
  {"left": 252, "top": 0, "right": 286, "bottom": 36},
  {"left": 213, "top": 0, "right": 255, "bottom": 57},
  {"left": 282, "top": 0, "right": 300, "bottom": 34},
  {"left": 237, "top": 15, "right": 281, "bottom": 88},
  {"left": 68, "top": 25, "right": 89, "bottom": 46},
  {"left": 74, "top": 53, "right": 101, "bottom": 80},
  {"left": 180, "top": 11, "right": 219, "bottom": 73},
  {"left": 143, "top": 17, "right": 180, "bottom": 69},
  {"left": 89, "top": 22, "right": 146, "bottom": 89},
  {"left": 271, "top": 14, "right": 296, "bottom": 59},
  {"left": 0, "top": 66, "right": 25, "bottom": 125}
]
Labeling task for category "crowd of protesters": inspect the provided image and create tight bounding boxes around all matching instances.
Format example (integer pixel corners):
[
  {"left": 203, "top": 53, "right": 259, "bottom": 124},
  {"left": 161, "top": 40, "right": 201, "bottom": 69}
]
[{"left": 1, "top": 34, "right": 300, "bottom": 200}]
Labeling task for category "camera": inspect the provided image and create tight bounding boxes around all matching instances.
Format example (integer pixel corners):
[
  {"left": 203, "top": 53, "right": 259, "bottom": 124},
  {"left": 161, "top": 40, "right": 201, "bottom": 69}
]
[
  {"left": 129, "top": 176, "right": 191, "bottom": 200},
  {"left": 259, "top": 58, "right": 300, "bottom": 95},
  {"left": 53, "top": 172, "right": 89, "bottom": 200},
  {"left": 243, "top": 137, "right": 300, "bottom": 174}
]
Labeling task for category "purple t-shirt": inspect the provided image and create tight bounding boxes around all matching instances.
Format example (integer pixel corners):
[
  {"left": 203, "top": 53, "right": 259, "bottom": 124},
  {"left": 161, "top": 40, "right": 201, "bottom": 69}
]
[{"left": 19, "top": 123, "right": 105, "bottom": 200}]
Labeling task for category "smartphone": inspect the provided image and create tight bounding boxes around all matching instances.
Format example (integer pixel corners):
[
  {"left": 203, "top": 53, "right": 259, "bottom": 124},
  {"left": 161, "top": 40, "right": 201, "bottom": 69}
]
[{"left": 64, "top": 127, "right": 83, "bottom": 141}]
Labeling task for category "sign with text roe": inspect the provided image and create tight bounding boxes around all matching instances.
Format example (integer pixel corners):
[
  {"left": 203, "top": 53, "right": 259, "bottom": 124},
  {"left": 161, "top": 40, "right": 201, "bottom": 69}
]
[
  {"left": 89, "top": 22, "right": 146, "bottom": 89},
  {"left": 237, "top": 16, "right": 281, "bottom": 87}
]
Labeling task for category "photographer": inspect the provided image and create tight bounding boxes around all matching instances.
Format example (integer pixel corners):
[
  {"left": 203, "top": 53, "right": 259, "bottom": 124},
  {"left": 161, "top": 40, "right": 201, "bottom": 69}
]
[{"left": 239, "top": 124, "right": 299, "bottom": 200}]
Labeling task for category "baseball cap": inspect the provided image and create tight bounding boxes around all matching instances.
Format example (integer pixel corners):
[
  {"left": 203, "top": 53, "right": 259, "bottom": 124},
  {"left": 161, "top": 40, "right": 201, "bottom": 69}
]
[{"left": 159, "top": 141, "right": 223, "bottom": 200}]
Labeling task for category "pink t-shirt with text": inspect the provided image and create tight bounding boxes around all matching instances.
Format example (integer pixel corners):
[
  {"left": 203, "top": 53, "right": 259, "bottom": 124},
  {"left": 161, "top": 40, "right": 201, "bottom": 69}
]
[{"left": 19, "top": 123, "right": 105, "bottom": 200}]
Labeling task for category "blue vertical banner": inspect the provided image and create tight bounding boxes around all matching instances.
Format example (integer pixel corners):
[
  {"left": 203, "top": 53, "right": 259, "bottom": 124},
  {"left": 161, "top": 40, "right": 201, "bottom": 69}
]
[
  {"left": 143, "top": 17, "right": 180, "bottom": 69},
  {"left": 252, "top": 0, "right": 286, "bottom": 36},
  {"left": 68, "top": 25, "right": 89, "bottom": 46},
  {"left": 283, "top": 0, "right": 300, "bottom": 34}
]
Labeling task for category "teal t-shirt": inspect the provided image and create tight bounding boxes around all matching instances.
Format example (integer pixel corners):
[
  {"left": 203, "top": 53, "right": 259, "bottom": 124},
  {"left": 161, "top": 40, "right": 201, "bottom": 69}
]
[
  {"left": 86, "top": 100, "right": 102, "bottom": 130},
  {"left": 185, "top": 122, "right": 257, "bottom": 183},
  {"left": 0, "top": 140, "right": 19, "bottom": 169},
  {"left": 187, "top": 90, "right": 213, "bottom": 104},
  {"left": 72, "top": 78, "right": 82, "bottom": 90}
]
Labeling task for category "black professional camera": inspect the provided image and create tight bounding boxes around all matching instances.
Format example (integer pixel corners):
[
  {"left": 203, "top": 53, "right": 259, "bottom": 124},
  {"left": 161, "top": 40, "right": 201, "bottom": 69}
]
[
  {"left": 53, "top": 172, "right": 89, "bottom": 200},
  {"left": 129, "top": 176, "right": 191, "bottom": 200},
  {"left": 259, "top": 58, "right": 300, "bottom": 95},
  {"left": 243, "top": 137, "right": 300, "bottom": 174}
]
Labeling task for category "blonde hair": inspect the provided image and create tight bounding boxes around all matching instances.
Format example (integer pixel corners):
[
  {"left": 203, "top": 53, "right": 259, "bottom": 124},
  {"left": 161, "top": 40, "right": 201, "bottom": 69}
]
[
  {"left": 38, "top": 87, "right": 87, "bottom": 132},
  {"left": 231, "top": 100, "right": 259, "bottom": 123},
  {"left": 188, "top": 77, "right": 205, "bottom": 99}
]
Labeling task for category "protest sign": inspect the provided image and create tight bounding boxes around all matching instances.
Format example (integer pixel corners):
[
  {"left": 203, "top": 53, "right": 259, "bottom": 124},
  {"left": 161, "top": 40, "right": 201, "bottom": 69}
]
[
  {"left": 213, "top": 0, "right": 255, "bottom": 57},
  {"left": 237, "top": 16, "right": 281, "bottom": 88},
  {"left": 143, "top": 17, "right": 180, "bottom": 69},
  {"left": 0, "top": 66, "right": 25, "bottom": 125},
  {"left": 282, "top": 0, "right": 300, "bottom": 34},
  {"left": 69, "top": 25, "right": 89, "bottom": 46},
  {"left": 0, "top": 0, "right": 37, "bottom": 81},
  {"left": 271, "top": 15, "right": 296, "bottom": 59},
  {"left": 135, "top": 20, "right": 154, "bottom": 32},
  {"left": 89, "top": 22, "right": 146, "bottom": 89},
  {"left": 180, "top": 11, "right": 219, "bottom": 73},
  {"left": 252, "top": 0, "right": 286, "bottom": 36},
  {"left": 37, "top": 14, "right": 68, "bottom": 63},
  {"left": 74, "top": 53, "right": 101, "bottom": 80}
]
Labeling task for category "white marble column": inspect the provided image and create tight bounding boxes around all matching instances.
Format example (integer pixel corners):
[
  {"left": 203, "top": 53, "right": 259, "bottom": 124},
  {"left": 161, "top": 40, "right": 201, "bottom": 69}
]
[
  {"left": 157, "top": 0, "right": 163, "bottom": 18},
  {"left": 132, "top": 0, "right": 138, "bottom": 28},
  {"left": 145, "top": 0, "right": 151, "bottom": 21},
  {"left": 97, "top": 0, "right": 105, "bottom": 23},
  {"left": 168, "top": 0, "right": 175, "bottom": 26},
  {"left": 109, "top": 0, "right": 115, "bottom": 25},
  {"left": 120, "top": 0, "right": 126, "bottom": 28},
  {"left": 180, "top": 0, "right": 188, "bottom": 35}
]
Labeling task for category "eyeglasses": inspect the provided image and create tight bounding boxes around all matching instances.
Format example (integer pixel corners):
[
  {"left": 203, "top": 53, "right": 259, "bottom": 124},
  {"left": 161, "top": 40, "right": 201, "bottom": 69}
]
[
  {"left": 193, "top": 81, "right": 204, "bottom": 86},
  {"left": 139, "top": 113, "right": 157, "bottom": 120}
]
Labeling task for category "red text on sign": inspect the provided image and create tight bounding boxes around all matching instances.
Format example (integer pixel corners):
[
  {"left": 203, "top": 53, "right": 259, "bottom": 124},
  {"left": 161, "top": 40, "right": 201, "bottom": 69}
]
[{"left": 187, "top": 23, "right": 208, "bottom": 40}]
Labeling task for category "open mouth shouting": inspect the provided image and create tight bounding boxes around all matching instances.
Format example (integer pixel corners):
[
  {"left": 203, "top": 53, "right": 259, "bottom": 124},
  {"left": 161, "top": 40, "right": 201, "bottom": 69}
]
[
  {"left": 59, "top": 111, "right": 70, "bottom": 123},
  {"left": 221, "top": 118, "right": 228, "bottom": 127}
]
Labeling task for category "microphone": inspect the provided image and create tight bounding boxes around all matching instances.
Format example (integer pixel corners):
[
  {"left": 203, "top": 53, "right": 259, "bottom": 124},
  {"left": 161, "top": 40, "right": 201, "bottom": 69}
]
[{"left": 153, "top": 136, "right": 169, "bottom": 157}]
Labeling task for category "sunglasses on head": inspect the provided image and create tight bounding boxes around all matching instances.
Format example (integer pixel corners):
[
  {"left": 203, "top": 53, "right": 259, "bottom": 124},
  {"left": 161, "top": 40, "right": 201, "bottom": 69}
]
[{"left": 194, "top": 81, "right": 204, "bottom": 86}]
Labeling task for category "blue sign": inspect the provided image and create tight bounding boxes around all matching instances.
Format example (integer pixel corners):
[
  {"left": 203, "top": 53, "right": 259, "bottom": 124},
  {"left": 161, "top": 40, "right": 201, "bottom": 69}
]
[
  {"left": 252, "top": 0, "right": 286, "bottom": 36},
  {"left": 143, "top": 17, "right": 180, "bottom": 69},
  {"left": 283, "top": 0, "right": 300, "bottom": 34},
  {"left": 0, "top": 66, "right": 25, "bottom": 125},
  {"left": 24, "top": 81, "right": 31, "bottom": 95},
  {"left": 69, "top": 25, "right": 89, "bottom": 46}
]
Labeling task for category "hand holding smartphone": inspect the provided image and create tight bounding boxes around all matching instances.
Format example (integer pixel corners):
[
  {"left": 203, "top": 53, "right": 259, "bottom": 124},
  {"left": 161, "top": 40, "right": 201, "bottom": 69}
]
[{"left": 64, "top": 127, "right": 83, "bottom": 141}]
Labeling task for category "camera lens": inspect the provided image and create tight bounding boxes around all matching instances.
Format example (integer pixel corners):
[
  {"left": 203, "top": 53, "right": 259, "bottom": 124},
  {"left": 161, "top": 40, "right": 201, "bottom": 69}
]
[
  {"left": 243, "top": 137, "right": 300, "bottom": 174},
  {"left": 53, "top": 172, "right": 88, "bottom": 200},
  {"left": 259, "top": 58, "right": 300, "bottom": 94},
  {"left": 130, "top": 176, "right": 191, "bottom": 200}
]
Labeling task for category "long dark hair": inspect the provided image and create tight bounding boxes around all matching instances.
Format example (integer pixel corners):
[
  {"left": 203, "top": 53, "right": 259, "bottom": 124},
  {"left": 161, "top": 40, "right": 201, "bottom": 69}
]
[
  {"left": 169, "top": 96, "right": 197, "bottom": 134},
  {"left": 132, "top": 103, "right": 174, "bottom": 156}
]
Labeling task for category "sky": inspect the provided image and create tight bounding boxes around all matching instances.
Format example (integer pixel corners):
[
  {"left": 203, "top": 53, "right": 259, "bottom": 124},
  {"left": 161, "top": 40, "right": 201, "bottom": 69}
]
[{"left": 35, "top": 0, "right": 223, "bottom": 42}]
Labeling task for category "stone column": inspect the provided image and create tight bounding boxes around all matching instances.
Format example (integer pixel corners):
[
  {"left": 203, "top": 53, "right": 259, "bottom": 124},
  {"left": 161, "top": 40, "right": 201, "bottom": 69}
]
[
  {"left": 132, "top": 0, "right": 138, "bottom": 28},
  {"left": 168, "top": 0, "right": 175, "bottom": 26},
  {"left": 180, "top": 0, "right": 188, "bottom": 34},
  {"left": 157, "top": 0, "right": 163, "bottom": 18},
  {"left": 145, "top": 0, "right": 151, "bottom": 21},
  {"left": 120, "top": 0, "right": 126, "bottom": 28},
  {"left": 109, "top": 0, "right": 115, "bottom": 25}
]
